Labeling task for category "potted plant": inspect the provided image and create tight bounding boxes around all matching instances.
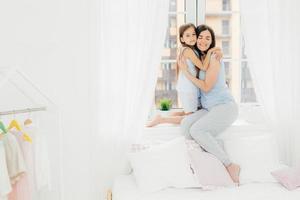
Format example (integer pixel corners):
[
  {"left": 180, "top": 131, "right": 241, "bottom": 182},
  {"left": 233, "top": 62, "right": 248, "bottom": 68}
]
[{"left": 158, "top": 98, "right": 172, "bottom": 116}]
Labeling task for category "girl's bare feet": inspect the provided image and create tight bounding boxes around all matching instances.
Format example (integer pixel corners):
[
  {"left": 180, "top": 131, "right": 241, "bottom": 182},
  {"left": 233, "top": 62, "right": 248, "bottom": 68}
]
[
  {"left": 226, "top": 163, "right": 240, "bottom": 184},
  {"left": 146, "top": 115, "right": 162, "bottom": 127},
  {"left": 170, "top": 111, "right": 185, "bottom": 117}
]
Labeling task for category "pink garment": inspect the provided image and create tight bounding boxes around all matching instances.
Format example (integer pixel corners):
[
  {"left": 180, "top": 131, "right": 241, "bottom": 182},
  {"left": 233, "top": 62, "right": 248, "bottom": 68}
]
[
  {"left": 7, "top": 185, "right": 16, "bottom": 200},
  {"left": 0, "top": 141, "right": 12, "bottom": 197},
  {"left": 9, "top": 130, "right": 35, "bottom": 200},
  {"left": 271, "top": 166, "right": 300, "bottom": 190}
]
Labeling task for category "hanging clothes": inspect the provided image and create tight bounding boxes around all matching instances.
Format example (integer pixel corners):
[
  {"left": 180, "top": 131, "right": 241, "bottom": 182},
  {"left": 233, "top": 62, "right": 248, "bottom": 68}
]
[
  {"left": 2, "top": 133, "right": 26, "bottom": 185},
  {"left": 9, "top": 128, "right": 34, "bottom": 200},
  {"left": 8, "top": 121, "right": 52, "bottom": 200},
  {"left": 0, "top": 140, "right": 11, "bottom": 200}
]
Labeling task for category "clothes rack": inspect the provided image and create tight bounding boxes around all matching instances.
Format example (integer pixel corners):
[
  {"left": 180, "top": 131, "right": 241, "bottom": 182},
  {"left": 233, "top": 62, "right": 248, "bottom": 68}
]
[
  {"left": 0, "top": 66, "right": 63, "bottom": 200},
  {"left": 0, "top": 106, "right": 47, "bottom": 116}
]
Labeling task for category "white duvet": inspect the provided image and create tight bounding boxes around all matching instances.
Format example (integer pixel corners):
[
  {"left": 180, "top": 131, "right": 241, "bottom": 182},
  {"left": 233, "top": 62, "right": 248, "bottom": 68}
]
[{"left": 112, "top": 175, "right": 300, "bottom": 200}]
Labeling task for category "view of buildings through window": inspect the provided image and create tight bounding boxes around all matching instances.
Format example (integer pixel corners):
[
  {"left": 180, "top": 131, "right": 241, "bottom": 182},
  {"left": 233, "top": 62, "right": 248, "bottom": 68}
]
[{"left": 155, "top": 0, "right": 256, "bottom": 109}]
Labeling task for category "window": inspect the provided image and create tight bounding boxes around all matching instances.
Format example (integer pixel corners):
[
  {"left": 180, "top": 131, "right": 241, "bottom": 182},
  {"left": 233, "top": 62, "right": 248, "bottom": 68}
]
[
  {"left": 222, "top": 20, "right": 230, "bottom": 35},
  {"left": 222, "top": 0, "right": 231, "bottom": 11},
  {"left": 205, "top": 0, "right": 257, "bottom": 103},
  {"left": 241, "top": 62, "right": 257, "bottom": 102},
  {"left": 154, "top": 0, "right": 190, "bottom": 108},
  {"left": 222, "top": 41, "right": 230, "bottom": 56},
  {"left": 154, "top": 0, "right": 257, "bottom": 110}
]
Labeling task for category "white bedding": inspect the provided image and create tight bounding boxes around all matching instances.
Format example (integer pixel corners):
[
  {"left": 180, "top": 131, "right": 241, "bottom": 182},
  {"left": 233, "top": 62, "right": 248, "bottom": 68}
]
[{"left": 112, "top": 175, "right": 300, "bottom": 200}]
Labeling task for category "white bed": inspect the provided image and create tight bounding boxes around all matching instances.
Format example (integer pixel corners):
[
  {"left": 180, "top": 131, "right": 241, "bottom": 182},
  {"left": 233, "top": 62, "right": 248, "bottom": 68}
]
[
  {"left": 112, "top": 174, "right": 300, "bottom": 200},
  {"left": 111, "top": 117, "right": 300, "bottom": 200}
]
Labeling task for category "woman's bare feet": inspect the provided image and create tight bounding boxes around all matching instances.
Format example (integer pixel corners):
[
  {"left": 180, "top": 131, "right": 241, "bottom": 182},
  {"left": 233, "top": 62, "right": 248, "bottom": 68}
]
[
  {"left": 146, "top": 115, "right": 162, "bottom": 127},
  {"left": 226, "top": 163, "right": 240, "bottom": 184}
]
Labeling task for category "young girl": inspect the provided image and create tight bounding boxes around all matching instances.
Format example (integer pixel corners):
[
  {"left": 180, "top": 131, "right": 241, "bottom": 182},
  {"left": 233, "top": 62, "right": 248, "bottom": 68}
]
[{"left": 147, "top": 23, "right": 221, "bottom": 127}]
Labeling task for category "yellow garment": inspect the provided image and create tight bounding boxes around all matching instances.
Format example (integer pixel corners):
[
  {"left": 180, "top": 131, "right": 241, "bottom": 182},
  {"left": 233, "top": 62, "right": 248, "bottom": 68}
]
[
  {"left": 8, "top": 120, "right": 22, "bottom": 131},
  {"left": 8, "top": 119, "right": 33, "bottom": 142},
  {"left": 22, "top": 132, "right": 32, "bottom": 143}
]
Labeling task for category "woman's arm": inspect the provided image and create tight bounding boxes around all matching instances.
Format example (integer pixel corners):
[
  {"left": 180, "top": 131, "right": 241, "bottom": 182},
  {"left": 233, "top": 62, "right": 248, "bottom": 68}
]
[
  {"left": 179, "top": 54, "right": 221, "bottom": 93},
  {"left": 182, "top": 47, "right": 222, "bottom": 71}
]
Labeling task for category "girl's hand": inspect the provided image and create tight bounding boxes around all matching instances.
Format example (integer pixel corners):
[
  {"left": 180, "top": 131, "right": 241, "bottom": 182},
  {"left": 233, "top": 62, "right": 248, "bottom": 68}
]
[
  {"left": 208, "top": 47, "right": 221, "bottom": 54},
  {"left": 177, "top": 55, "right": 188, "bottom": 71},
  {"left": 214, "top": 49, "right": 223, "bottom": 61},
  {"left": 208, "top": 47, "right": 223, "bottom": 61}
]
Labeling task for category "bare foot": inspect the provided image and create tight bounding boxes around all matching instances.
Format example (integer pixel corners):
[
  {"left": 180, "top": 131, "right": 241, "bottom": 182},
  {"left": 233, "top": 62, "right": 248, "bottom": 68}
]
[
  {"left": 146, "top": 115, "right": 162, "bottom": 127},
  {"left": 226, "top": 163, "right": 240, "bottom": 185}
]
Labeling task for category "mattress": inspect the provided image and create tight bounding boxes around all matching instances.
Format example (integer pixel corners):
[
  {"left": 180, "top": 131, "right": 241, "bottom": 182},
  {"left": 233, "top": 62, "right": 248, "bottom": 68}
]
[{"left": 112, "top": 175, "right": 300, "bottom": 200}]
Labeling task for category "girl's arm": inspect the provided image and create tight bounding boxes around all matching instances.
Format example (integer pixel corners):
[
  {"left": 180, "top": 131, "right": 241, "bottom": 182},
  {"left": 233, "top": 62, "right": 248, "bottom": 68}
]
[
  {"left": 182, "top": 48, "right": 207, "bottom": 71},
  {"left": 179, "top": 54, "right": 221, "bottom": 93},
  {"left": 203, "top": 47, "right": 223, "bottom": 68},
  {"left": 182, "top": 47, "right": 222, "bottom": 71}
]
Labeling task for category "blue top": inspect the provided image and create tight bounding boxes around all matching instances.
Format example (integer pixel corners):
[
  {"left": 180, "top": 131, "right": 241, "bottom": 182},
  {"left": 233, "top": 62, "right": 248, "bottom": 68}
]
[
  {"left": 176, "top": 48, "right": 200, "bottom": 95},
  {"left": 198, "top": 60, "right": 234, "bottom": 110}
]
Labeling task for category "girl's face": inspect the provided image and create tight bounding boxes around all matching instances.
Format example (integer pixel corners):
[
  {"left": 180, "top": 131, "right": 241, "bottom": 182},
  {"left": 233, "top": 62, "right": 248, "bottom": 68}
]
[
  {"left": 197, "top": 30, "right": 212, "bottom": 52},
  {"left": 180, "top": 27, "right": 196, "bottom": 46}
]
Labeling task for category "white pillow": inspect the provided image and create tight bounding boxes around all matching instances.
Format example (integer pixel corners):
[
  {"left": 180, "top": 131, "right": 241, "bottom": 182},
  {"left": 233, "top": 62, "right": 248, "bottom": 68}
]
[
  {"left": 128, "top": 137, "right": 200, "bottom": 193},
  {"left": 224, "top": 133, "right": 280, "bottom": 184}
]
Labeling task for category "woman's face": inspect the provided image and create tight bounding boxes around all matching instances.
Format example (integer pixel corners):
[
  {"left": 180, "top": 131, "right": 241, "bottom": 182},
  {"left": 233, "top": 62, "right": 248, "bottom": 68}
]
[{"left": 197, "top": 30, "right": 212, "bottom": 52}]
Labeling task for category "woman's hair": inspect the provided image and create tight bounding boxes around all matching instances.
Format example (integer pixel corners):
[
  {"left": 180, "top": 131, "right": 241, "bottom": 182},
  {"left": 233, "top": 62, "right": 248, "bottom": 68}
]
[
  {"left": 179, "top": 23, "right": 196, "bottom": 48},
  {"left": 195, "top": 24, "right": 216, "bottom": 57}
]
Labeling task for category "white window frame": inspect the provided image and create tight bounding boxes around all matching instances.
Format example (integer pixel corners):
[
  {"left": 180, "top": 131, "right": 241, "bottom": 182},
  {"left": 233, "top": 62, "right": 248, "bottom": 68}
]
[{"left": 156, "top": 0, "right": 257, "bottom": 110}]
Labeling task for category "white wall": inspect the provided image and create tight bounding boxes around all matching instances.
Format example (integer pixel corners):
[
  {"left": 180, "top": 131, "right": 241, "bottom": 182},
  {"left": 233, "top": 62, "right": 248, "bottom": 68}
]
[{"left": 0, "top": 0, "right": 99, "bottom": 199}]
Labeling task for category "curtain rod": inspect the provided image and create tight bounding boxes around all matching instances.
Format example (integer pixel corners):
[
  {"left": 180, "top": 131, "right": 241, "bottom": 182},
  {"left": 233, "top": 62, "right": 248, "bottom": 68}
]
[{"left": 0, "top": 106, "right": 46, "bottom": 116}]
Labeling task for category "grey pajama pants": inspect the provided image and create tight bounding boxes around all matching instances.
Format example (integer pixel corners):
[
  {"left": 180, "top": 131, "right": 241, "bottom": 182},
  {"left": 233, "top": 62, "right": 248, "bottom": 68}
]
[{"left": 181, "top": 101, "right": 238, "bottom": 166}]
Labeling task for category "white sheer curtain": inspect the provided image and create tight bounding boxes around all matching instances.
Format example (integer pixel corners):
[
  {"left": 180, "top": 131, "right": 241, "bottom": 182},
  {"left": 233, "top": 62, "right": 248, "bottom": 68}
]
[
  {"left": 95, "top": 0, "right": 169, "bottom": 198},
  {"left": 240, "top": 0, "right": 300, "bottom": 166}
]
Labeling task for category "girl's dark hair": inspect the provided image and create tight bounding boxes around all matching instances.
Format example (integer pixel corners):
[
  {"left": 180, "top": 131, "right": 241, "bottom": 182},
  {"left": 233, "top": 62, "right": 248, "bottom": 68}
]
[
  {"left": 195, "top": 24, "right": 216, "bottom": 57},
  {"left": 179, "top": 23, "right": 196, "bottom": 48},
  {"left": 176, "top": 23, "right": 196, "bottom": 79}
]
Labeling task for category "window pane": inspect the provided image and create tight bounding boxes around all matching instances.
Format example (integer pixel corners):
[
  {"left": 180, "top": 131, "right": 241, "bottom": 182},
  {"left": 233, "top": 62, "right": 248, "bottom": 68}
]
[
  {"left": 241, "top": 62, "right": 257, "bottom": 102},
  {"left": 240, "top": 34, "right": 256, "bottom": 102},
  {"left": 205, "top": 0, "right": 257, "bottom": 103},
  {"left": 222, "top": 40, "right": 230, "bottom": 56},
  {"left": 169, "top": 0, "right": 177, "bottom": 12},
  {"left": 222, "top": 0, "right": 231, "bottom": 11},
  {"left": 155, "top": 0, "right": 186, "bottom": 108},
  {"left": 224, "top": 61, "right": 232, "bottom": 88},
  {"left": 162, "top": 15, "right": 180, "bottom": 60},
  {"left": 222, "top": 20, "right": 230, "bottom": 35},
  {"left": 155, "top": 62, "right": 178, "bottom": 107}
]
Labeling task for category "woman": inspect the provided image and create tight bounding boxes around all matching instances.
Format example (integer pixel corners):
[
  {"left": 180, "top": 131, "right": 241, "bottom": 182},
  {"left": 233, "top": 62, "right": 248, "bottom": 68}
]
[{"left": 178, "top": 24, "right": 240, "bottom": 183}]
